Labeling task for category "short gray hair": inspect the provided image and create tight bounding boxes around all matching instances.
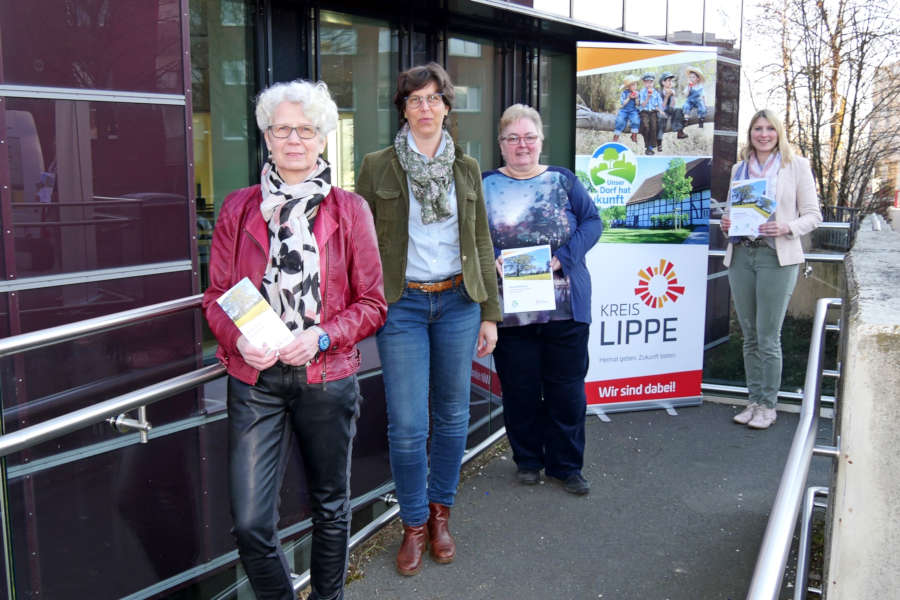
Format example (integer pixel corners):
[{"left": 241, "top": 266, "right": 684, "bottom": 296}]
[
  {"left": 498, "top": 104, "right": 544, "bottom": 141},
  {"left": 255, "top": 80, "right": 338, "bottom": 137}
]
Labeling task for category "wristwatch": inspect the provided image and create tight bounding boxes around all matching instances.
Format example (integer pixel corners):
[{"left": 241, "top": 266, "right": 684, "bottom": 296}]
[{"left": 313, "top": 326, "right": 330, "bottom": 352}]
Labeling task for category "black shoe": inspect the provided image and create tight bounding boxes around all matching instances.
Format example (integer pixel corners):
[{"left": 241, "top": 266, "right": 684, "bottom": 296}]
[
  {"left": 645, "top": 148, "right": 655, "bottom": 155},
  {"left": 516, "top": 469, "right": 540, "bottom": 485},
  {"left": 553, "top": 473, "right": 590, "bottom": 495}
]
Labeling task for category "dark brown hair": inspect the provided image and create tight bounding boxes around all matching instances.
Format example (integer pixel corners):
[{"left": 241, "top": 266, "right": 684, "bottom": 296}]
[{"left": 393, "top": 62, "right": 454, "bottom": 124}]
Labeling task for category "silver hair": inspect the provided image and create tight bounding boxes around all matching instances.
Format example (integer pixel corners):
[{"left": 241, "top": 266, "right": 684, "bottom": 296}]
[{"left": 255, "top": 80, "right": 338, "bottom": 137}]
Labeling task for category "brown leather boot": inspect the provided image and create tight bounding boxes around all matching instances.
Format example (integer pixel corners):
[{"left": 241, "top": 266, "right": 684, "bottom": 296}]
[
  {"left": 396, "top": 523, "right": 428, "bottom": 576},
  {"left": 427, "top": 503, "right": 455, "bottom": 564}
]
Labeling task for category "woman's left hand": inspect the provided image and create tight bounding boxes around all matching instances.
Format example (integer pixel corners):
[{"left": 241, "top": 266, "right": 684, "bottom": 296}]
[
  {"left": 759, "top": 221, "right": 790, "bottom": 237},
  {"left": 476, "top": 321, "right": 498, "bottom": 358},
  {"left": 277, "top": 328, "right": 320, "bottom": 366}
]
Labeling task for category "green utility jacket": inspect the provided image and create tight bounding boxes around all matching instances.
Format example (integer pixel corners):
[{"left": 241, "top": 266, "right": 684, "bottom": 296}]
[{"left": 357, "top": 144, "right": 501, "bottom": 322}]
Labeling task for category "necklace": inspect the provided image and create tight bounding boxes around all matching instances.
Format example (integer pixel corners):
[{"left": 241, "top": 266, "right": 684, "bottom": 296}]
[{"left": 501, "top": 164, "right": 547, "bottom": 180}]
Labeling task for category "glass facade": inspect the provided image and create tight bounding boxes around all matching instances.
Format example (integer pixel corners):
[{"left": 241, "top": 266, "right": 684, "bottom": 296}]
[
  {"left": 0, "top": 1, "right": 183, "bottom": 93},
  {"left": 318, "top": 11, "right": 399, "bottom": 191},
  {"left": 4, "top": 98, "right": 189, "bottom": 278},
  {"left": 446, "top": 34, "right": 501, "bottom": 169}
]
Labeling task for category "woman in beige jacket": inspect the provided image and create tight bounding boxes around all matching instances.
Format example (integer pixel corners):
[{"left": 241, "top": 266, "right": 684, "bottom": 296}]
[{"left": 721, "top": 109, "right": 822, "bottom": 429}]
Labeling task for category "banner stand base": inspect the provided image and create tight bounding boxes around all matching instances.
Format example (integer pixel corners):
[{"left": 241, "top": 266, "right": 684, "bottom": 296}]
[{"left": 587, "top": 396, "right": 703, "bottom": 420}]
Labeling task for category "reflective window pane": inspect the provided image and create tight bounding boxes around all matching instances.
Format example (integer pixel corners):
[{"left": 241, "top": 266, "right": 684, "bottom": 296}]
[
  {"left": 624, "top": 0, "right": 667, "bottom": 38},
  {"left": 573, "top": 0, "right": 624, "bottom": 30},
  {"left": 707, "top": 0, "right": 743, "bottom": 57},
  {"left": 190, "top": 0, "right": 257, "bottom": 296},
  {"left": 4, "top": 98, "right": 190, "bottom": 278},
  {"left": 0, "top": 271, "right": 197, "bottom": 460},
  {"left": 446, "top": 35, "right": 499, "bottom": 169},
  {"left": 668, "top": 0, "right": 705, "bottom": 43},
  {"left": 0, "top": 1, "right": 183, "bottom": 93},
  {"left": 539, "top": 49, "right": 575, "bottom": 169},
  {"left": 319, "top": 11, "right": 399, "bottom": 191}
]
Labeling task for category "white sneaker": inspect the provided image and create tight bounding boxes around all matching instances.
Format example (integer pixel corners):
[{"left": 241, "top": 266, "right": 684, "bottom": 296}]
[
  {"left": 733, "top": 403, "right": 759, "bottom": 425},
  {"left": 748, "top": 406, "right": 777, "bottom": 429}
]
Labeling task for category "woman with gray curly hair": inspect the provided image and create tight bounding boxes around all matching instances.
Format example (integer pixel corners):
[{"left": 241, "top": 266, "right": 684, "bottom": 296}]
[{"left": 203, "top": 80, "right": 386, "bottom": 600}]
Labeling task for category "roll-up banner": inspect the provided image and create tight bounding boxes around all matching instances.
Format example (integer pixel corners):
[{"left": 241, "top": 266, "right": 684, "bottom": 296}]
[{"left": 577, "top": 42, "right": 716, "bottom": 415}]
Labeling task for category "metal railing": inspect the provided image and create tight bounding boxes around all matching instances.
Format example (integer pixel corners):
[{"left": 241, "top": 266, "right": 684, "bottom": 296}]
[
  {"left": 745, "top": 297, "right": 842, "bottom": 600},
  {"left": 0, "top": 294, "right": 508, "bottom": 599},
  {"left": 0, "top": 295, "right": 223, "bottom": 600}
]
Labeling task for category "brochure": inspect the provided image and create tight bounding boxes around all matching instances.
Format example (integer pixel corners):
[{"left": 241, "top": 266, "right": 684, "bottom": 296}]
[
  {"left": 500, "top": 244, "right": 556, "bottom": 314},
  {"left": 727, "top": 177, "right": 777, "bottom": 238},
  {"left": 216, "top": 277, "right": 295, "bottom": 350}
]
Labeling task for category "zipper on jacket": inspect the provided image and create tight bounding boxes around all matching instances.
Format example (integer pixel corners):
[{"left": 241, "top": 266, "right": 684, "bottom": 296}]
[{"left": 320, "top": 237, "right": 328, "bottom": 390}]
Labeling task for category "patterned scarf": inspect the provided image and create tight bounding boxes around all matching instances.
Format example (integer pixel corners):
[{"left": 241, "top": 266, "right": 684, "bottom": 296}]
[
  {"left": 393, "top": 123, "right": 455, "bottom": 225},
  {"left": 745, "top": 151, "right": 781, "bottom": 200},
  {"left": 259, "top": 158, "right": 331, "bottom": 333}
]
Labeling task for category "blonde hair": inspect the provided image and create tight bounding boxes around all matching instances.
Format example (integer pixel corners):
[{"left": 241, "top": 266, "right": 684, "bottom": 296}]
[
  {"left": 255, "top": 80, "right": 338, "bottom": 138},
  {"left": 741, "top": 109, "right": 794, "bottom": 164},
  {"left": 497, "top": 104, "right": 544, "bottom": 142}
]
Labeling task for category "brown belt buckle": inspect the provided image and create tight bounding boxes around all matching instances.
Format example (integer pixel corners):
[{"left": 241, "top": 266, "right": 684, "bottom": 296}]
[{"left": 407, "top": 274, "right": 462, "bottom": 293}]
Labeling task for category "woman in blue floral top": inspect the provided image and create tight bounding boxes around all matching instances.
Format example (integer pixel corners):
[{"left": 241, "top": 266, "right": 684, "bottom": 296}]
[{"left": 482, "top": 104, "right": 602, "bottom": 495}]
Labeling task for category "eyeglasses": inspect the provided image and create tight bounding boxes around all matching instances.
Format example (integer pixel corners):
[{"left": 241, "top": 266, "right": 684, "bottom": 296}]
[
  {"left": 405, "top": 93, "right": 445, "bottom": 109},
  {"left": 500, "top": 134, "right": 541, "bottom": 146},
  {"left": 268, "top": 124, "right": 318, "bottom": 139}
]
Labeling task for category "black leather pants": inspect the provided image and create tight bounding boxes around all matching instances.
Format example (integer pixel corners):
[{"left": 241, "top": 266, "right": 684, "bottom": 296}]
[{"left": 227, "top": 365, "right": 360, "bottom": 600}]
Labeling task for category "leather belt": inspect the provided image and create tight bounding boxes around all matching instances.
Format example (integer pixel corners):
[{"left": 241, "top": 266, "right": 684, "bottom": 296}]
[
  {"left": 739, "top": 238, "right": 765, "bottom": 248},
  {"left": 407, "top": 274, "right": 463, "bottom": 293}
]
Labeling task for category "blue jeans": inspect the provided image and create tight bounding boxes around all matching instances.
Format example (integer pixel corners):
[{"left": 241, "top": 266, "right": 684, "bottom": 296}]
[
  {"left": 492, "top": 320, "right": 589, "bottom": 479},
  {"left": 727, "top": 245, "right": 799, "bottom": 408},
  {"left": 376, "top": 282, "right": 481, "bottom": 526},
  {"left": 614, "top": 107, "right": 640, "bottom": 134}
]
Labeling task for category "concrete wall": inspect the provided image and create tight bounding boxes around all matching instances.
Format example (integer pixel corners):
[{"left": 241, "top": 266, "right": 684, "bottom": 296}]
[{"left": 826, "top": 214, "right": 900, "bottom": 598}]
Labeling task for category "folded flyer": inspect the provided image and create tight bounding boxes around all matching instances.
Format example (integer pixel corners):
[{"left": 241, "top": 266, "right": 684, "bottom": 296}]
[{"left": 216, "top": 277, "right": 295, "bottom": 350}]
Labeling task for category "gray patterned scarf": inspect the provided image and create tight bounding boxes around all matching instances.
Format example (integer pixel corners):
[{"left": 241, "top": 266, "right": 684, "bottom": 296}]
[
  {"left": 259, "top": 158, "right": 331, "bottom": 333},
  {"left": 393, "top": 123, "right": 455, "bottom": 225}
]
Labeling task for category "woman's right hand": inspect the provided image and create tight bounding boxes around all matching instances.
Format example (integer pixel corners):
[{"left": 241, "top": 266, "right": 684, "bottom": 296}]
[
  {"left": 495, "top": 256, "right": 504, "bottom": 277},
  {"left": 720, "top": 214, "right": 731, "bottom": 236},
  {"left": 236, "top": 335, "right": 279, "bottom": 371}
]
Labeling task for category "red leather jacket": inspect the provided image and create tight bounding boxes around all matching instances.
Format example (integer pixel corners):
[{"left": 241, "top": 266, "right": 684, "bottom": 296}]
[{"left": 202, "top": 185, "right": 387, "bottom": 385}]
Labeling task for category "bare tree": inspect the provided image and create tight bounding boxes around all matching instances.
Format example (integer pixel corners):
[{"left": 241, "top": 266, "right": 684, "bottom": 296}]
[{"left": 747, "top": 0, "right": 900, "bottom": 212}]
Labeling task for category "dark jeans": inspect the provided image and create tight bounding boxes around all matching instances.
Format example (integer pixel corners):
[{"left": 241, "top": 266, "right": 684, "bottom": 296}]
[
  {"left": 227, "top": 366, "right": 361, "bottom": 600},
  {"left": 658, "top": 107, "right": 685, "bottom": 142},
  {"left": 639, "top": 110, "right": 658, "bottom": 149},
  {"left": 492, "top": 319, "right": 590, "bottom": 479}
]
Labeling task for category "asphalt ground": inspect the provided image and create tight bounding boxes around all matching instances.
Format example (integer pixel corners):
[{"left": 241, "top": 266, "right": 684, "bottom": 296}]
[{"left": 342, "top": 400, "right": 833, "bottom": 600}]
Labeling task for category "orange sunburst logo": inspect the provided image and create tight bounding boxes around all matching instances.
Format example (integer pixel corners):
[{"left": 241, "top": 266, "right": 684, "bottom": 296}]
[{"left": 634, "top": 259, "right": 686, "bottom": 308}]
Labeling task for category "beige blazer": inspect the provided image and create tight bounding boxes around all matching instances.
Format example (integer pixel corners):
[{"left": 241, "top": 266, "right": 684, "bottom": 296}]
[{"left": 723, "top": 155, "right": 822, "bottom": 267}]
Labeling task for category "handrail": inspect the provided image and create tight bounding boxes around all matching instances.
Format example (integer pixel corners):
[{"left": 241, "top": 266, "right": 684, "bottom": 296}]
[
  {"left": 0, "top": 295, "right": 202, "bottom": 358},
  {"left": 745, "top": 297, "right": 842, "bottom": 600},
  {"left": 0, "top": 364, "right": 225, "bottom": 459}
]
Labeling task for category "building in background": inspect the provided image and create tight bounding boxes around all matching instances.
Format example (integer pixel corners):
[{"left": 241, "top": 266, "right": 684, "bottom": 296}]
[
  {"left": 872, "top": 60, "right": 900, "bottom": 207},
  {"left": 0, "top": 1, "right": 742, "bottom": 597}
]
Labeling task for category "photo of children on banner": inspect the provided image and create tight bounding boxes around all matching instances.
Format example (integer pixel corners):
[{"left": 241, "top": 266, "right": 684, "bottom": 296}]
[
  {"left": 682, "top": 66, "right": 707, "bottom": 128},
  {"left": 657, "top": 71, "right": 687, "bottom": 151},
  {"left": 638, "top": 73, "right": 662, "bottom": 155},
  {"left": 612, "top": 74, "right": 640, "bottom": 143}
]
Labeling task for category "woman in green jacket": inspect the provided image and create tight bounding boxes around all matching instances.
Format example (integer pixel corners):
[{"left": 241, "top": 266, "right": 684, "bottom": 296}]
[{"left": 356, "top": 62, "right": 500, "bottom": 577}]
